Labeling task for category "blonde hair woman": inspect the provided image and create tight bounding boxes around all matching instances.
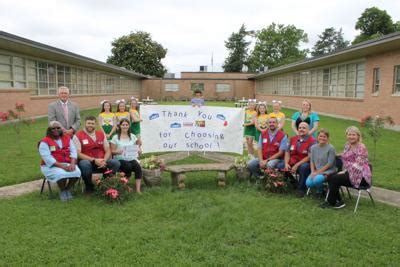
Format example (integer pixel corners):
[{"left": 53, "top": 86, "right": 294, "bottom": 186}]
[
  {"left": 291, "top": 100, "right": 319, "bottom": 136},
  {"left": 323, "top": 126, "right": 371, "bottom": 209}
]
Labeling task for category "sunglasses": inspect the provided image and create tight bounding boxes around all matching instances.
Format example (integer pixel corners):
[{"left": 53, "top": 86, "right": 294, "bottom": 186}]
[{"left": 51, "top": 127, "right": 61, "bottom": 130}]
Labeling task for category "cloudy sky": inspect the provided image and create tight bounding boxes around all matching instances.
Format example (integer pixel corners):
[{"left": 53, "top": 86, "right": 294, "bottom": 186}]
[{"left": 1, "top": 0, "right": 399, "bottom": 76}]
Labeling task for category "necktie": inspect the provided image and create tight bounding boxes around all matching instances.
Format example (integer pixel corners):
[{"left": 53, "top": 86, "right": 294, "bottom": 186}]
[{"left": 62, "top": 103, "right": 69, "bottom": 125}]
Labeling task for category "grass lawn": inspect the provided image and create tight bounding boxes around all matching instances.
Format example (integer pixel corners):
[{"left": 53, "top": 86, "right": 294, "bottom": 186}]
[
  {"left": 1, "top": 172, "right": 399, "bottom": 265},
  {"left": 0, "top": 101, "right": 399, "bottom": 190}
]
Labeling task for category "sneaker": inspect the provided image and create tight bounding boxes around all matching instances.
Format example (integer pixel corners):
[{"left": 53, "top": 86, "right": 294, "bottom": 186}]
[
  {"left": 333, "top": 201, "right": 346, "bottom": 209},
  {"left": 320, "top": 201, "right": 332, "bottom": 209},
  {"left": 59, "top": 190, "right": 68, "bottom": 202},
  {"left": 296, "top": 190, "right": 305, "bottom": 198}
]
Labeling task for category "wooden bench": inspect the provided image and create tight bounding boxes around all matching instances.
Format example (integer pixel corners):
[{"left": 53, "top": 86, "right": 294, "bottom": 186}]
[{"left": 165, "top": 163, "right": 234, "bottom": 189}]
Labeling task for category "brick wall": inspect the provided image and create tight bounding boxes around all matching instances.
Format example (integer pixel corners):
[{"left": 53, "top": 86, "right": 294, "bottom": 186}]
[
  {"left": 255, "top": 50, "right": 400, "bottom": 125},
  {"left": 0, "top": 90, "right": 140, "bottom": 117}
]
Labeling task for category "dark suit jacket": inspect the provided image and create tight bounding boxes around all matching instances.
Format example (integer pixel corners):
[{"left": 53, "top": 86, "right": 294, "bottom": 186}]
[{"left": 48, "top": 100, "right": 81, "bottom": 132}]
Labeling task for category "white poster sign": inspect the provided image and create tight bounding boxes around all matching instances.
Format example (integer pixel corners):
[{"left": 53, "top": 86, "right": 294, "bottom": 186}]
[{"left": 141, "top": 105, "right": 244, "bottom": 154}]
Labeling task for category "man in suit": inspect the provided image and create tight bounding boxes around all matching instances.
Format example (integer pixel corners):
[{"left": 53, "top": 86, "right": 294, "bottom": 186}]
[{"left": 48, "top": 86, "right": 80, "bottom": 136}]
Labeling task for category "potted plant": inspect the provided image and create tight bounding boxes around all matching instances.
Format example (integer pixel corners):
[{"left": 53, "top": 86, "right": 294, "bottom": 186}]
[
  {"left": 141, "top": 155, "right": 166, "bottom": 187},
  {"left": 262, "top": 169, "right": 290, "bottom": 193},
  {"left": 95, "top": 169, "right": 134, "bottom": 203},
  {"left": 234, "top": 155, "right": 251, "bottom": 181}
]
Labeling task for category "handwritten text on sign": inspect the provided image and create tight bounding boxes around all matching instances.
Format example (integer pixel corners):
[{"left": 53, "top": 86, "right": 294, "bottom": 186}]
[{"left": 141, "top": 105, "right": 244, "bottom": 154}]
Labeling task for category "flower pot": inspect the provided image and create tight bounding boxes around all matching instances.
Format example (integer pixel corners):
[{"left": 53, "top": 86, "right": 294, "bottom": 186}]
[
  {"left": 235, "top": 167, "right": 250, "bottom": 181},
  {"left": 142, "top": 168, "right": 162, "bottom": 187}
]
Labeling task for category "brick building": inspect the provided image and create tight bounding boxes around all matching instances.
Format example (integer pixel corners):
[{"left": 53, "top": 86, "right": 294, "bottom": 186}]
[{"left": 1, "top": 31, "right": 400, "bottom": 127}]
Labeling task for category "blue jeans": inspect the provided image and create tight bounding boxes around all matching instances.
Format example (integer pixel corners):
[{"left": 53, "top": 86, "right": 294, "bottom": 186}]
[
  {"left": 276, "top": 161, "right": 311, "bottom": 192},
  {"left": 78, "top": 159, "right": 121, "bottom": 192},
  {"left": 306, "top": 174, "right": 326, "bottom": 193},
  {"left": 247, "top": 158, "right": 284, "bottom": 178}
]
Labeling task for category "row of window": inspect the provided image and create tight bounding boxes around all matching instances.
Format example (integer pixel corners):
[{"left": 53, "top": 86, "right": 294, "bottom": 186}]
[
  {"left": 164, "top": 83, "right": 231, "bottom": 92},
  {"left": 372, "top": 66, "right": 400, "bottom": 95},
  {"left": 256, "top": 62, "right": 366, "bottom": 98},
  {"left": 0, "top": 54, "right": 141, "bottom": 95}
]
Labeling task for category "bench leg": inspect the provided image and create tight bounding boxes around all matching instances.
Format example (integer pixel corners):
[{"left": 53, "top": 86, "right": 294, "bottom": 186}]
[
  {"left": 217, "top": 171, "right": 226, "bottom": 187},
  {"left": 177, "top": 173, "right": 186, "bottom": 189},
  {"left": 171, "top": 173, "right": 178, "bottom": 186}
]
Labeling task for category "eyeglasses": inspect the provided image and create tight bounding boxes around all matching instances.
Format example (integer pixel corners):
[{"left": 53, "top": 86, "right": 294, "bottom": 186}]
[{"left": 51, "top": 127, "right": 61, "bottom": 130}]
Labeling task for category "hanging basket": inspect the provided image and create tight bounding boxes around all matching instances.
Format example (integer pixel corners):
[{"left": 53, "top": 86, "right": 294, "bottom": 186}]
[{"left": 142, "top": 168, "right": 162, "bottom": 187}]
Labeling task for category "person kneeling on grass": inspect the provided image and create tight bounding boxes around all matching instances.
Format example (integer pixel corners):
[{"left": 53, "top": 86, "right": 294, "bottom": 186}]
[
  {"left": 322, "top": 126, "right": 372, "bottom": 209},
  {"left": 73, "top": 116, "right": 120, "bottom": 194},
  {"left": 110, "top": 118, "right": 143, "bottom": 193},
  {"left": 39, "top": 121, "right": 81, "bottom": 201},
  {"left": 306, "top": 129, "right": 336, "bottom": 198},
  {"left": 247, "top": 117, "right": 288, "bottom": 178}
]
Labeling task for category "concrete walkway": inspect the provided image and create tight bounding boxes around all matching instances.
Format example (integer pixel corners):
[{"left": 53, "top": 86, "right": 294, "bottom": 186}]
[{"left": 1, "top": 151, "right": 399, "bottom": 208}]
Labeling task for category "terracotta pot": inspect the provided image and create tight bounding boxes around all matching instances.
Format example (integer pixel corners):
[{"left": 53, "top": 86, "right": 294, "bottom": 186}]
[{"left": 142, "top": 168, "right": 162, "bottom": 187}]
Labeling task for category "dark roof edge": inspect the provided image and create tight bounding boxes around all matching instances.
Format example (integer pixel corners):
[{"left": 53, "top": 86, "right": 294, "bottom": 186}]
[
  {"left": 0, "top": 31, "right": 149, "bottom": 79},
  {"left": 250, "top": 31, "right": 400, "bottom": 79}
]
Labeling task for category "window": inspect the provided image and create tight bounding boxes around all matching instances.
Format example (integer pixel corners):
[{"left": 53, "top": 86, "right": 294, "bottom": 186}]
[
  {"left": 355, "top": 63, "right": 365, "bottom": 98},
  {"left": 191, "top": 83, "right": 204, "bottom": 91},
  {"left": 372, "top": 68, "right": 380, "bottom": 94},
  {"left": 216, "top": 83, "right": 230, "bottom": 92},
  {"left": 394, "top": 66, "right": 400, "bottom": 94},
  {"left": 165, "top": 83, "right": 179, "bottom": 92},
  {"left": 0, "top": 55, "right": 28, "bottom": 89}
]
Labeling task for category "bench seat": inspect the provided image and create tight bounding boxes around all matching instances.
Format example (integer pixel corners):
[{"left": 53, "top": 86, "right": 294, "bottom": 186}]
[{"left": 165, "top": 163, "right": 234, "bottom": 189}]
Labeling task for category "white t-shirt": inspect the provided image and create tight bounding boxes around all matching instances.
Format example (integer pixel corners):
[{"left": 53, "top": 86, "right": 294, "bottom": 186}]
[{"left": 110, "top": 134, "right": 139, "bottom": 161}]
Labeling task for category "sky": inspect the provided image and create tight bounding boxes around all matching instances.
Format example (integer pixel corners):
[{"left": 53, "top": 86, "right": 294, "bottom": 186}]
[{"left": 1, "top": 0, "right": 400, "bottom": 77}]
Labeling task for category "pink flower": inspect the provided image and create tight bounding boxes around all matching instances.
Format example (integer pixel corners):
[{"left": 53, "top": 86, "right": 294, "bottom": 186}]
[
  {"left": 104, "top": 169, "right": 113, "bottom": 175},
  {"left": 264, "top": 169, "right": 273, "bottom": 173},
  {"left": 0, "top": 112, "right": 9, "bottom": 121},
  {"left": 120, "top": 177, "right": 128, "bottom": 185},
  {"left": 105, "top": 188, "right": 119, "bottom": 199},
  {"left": 15, "top": 102, "right": 25, "bottom": 111},
  {"left": 270, "top": 173, "right": 277, "bottom": 177},
  {"left": 273, "top": 182, "right": 278, "bottom": 187}
]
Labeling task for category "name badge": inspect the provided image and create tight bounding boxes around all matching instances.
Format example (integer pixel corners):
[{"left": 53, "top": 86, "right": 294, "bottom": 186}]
[
  {"left": 82, "top": 139, "right": 89, "bottom": 145},
  {"left": 274, "top": 142, "right": 280, "bottom": 146},
  {"left": 290, "top": 145, "right": 295, "bottom": 151},
  {"left": 49, "top": 145, "right": 56, "bottom": 151},
  {"left": 262, "top": 138, "right": 268, "bottom": 143},
  {"left": 302, "top": 150, "right": 308, "bottom": 154}
]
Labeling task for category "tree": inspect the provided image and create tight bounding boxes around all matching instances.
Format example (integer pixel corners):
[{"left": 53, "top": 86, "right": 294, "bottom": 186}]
[
  {"left": 107, "top": 31, "right": 167, "bottom": 77},
  {"left": 222, "top": 24, "right": 252, "bottom": 72},
  {"left": 353, "top": 7, "right": 397, "bottom": 44},
  {"left": 311, "top": 27, "right": 349, "bottom": 57},
  {"left": 247, "top": 23, "right": 308, "bottom": 71}
]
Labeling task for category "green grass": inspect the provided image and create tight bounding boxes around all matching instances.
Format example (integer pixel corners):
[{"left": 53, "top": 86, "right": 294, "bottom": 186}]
[
  {"left": 1, "top": 101, "right": 399, "bottom": 190},
  {"left": 1, "top": 172, "right": 399, "bottom": 265}
]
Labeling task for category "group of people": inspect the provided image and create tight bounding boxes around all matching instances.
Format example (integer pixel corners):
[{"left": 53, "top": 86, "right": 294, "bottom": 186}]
[
  {"left": 41, "top": 86, "right": 143, "bottom": 201},
  {"left": 41, "top": 86, "right": 372, "bottom": 209},
  {"left": 245, "top": 99, "right": 372, "bottom": 209}
]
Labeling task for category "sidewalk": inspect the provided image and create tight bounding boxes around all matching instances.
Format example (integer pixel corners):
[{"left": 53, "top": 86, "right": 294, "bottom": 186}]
[{"left": 1, "top": 178, "right": 400, "bottom": 208}]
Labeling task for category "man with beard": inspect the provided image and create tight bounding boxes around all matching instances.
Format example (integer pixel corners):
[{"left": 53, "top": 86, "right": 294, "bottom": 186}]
[
  {"left": 73, "top": 116, "right": 120, "bottom": 193},
  {"left": 247, "top": 116, "right": 288, "bottom": 178},
  {"left": 278, "top": 122, "right": 316, "bottom": 198}
]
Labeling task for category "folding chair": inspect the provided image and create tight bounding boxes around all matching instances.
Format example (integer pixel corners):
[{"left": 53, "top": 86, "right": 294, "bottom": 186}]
[
  {"left": 344, "top": 164, "right": 375, "bottom": 213},
  {"left": 40, "top": 176, "right": 53, "bottom": 195}
]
